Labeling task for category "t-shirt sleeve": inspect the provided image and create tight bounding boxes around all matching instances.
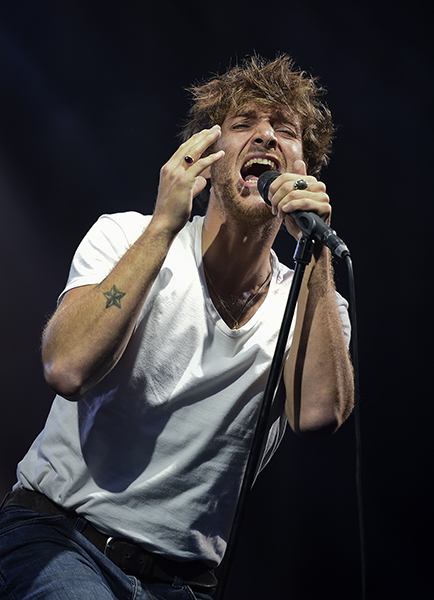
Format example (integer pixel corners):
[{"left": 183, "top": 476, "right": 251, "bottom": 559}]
[
  {"left": 57, "top": 212, "right": 152, "bottom": 304},
  {"left": 335, "top": 290, "right": 351, "bottom": 347}
]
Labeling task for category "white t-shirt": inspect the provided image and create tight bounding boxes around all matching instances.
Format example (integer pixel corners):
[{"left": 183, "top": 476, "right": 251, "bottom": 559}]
[{"left": 16, "top": 212, "right": 351, "bottom": 567}]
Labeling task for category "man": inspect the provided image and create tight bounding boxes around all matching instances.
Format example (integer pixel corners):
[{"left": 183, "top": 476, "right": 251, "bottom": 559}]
[{"left": 0, "top": 55, "right": 354, "bottom": 600}]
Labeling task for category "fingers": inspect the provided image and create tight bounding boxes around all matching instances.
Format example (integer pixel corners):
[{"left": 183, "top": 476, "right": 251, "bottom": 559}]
[
  {"left": 154, "top": 126, "right": 225, "bottom": 235},
  {"left": 269, "top": 174, "right": 329, "bottom": 218},
  {"left": 159, "top": 124, "right": 224, "bottom": 204},
  {"left": 175, "top": 125, "right": 224, "bottom": 177},
  {"left": 268, "top": 172, "right": 331, "bottom": 239}
]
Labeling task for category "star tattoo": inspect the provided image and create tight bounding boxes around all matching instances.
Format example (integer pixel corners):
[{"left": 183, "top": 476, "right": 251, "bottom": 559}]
[{"left": 103, "top": 284, "right": 126, "bottom": 309}]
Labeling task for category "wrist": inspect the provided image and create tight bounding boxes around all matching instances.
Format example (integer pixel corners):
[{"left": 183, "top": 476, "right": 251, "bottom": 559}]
[
  {"left": 147, "top": 212, "right": 184, "bottom": 244},
  {"left": 306, "top": 245, "right": 334, "bottom": 293}
]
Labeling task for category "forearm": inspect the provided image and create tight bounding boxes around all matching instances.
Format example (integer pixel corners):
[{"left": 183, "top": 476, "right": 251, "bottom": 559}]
[
  {"left": 42, "top": 216, "right": 177, "bottom": 400},
  {"left": 284, "top": 247, "right": 354, "bottom": 435}
]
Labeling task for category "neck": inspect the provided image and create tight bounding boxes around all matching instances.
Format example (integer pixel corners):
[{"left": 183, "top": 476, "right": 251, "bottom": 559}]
[{"left": 202, "top": 201, "right": 279, "bottom": 298}]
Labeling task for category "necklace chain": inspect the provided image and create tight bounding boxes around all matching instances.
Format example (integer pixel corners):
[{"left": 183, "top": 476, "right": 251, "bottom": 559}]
[{"left": 203, "top": 259, "right": 273, "bottom": 330}]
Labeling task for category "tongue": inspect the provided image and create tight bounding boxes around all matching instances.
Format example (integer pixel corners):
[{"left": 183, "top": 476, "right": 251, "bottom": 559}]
[{"left": 244, "top": 174, "right": 259, "bottom": 182}]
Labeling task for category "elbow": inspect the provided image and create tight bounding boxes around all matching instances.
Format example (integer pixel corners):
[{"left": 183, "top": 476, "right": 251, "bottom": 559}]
[
  {"left": 294, "top": 408, "right": 341, "bottom": 437},
  {"left": 297, "top": 417, "right": 341, "bottom": 438},
  {"left": 288, "top": 390, "right": 354, "bottom": 438},
  {"left": 43, "top": 359, "right": 88, "bottom": 401}
]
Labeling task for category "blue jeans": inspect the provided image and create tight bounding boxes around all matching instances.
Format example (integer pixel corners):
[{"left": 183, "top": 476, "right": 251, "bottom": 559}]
[{"left": 0, "top": 507, "right": 215, "bottom": 600}]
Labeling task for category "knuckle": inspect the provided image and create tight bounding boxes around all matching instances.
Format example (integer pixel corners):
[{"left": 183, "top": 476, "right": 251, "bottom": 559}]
[
  {"left": 313, "top": 181, "right": 326, "bottom": 193},
  {"left": 280, "top": 181, "right": 294, "bottom": 195},
  {"left": 160, "top": 163, "right": 170, "bottom": 178}
]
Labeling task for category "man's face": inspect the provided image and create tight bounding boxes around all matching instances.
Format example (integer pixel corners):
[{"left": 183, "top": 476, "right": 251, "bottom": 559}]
[{"left": 209, "top": 103, "right": 304, "bottom": 223}]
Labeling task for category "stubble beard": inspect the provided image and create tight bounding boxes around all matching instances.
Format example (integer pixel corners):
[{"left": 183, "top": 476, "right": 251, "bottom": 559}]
[{"left": 210, "top": 161, "right": 278, "bottom": 236}]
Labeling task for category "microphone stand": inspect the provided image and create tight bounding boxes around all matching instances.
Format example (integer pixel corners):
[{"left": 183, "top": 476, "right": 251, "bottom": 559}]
[{"left": 215, "top": 234, "right": 315, "bottom": 600}]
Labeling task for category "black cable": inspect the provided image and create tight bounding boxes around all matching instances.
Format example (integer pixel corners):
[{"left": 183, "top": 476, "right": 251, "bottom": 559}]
[{"left": 345, "top": 254, "right": 366, "bottom": 600}]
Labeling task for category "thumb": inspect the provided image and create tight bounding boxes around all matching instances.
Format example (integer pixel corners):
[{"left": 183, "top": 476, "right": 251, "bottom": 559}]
[
  {"left": 192, "top": 175, "right": 207, "bottom": 198},
  {"left": 292, "top": 159, "right": 307, "bottom": 176}
]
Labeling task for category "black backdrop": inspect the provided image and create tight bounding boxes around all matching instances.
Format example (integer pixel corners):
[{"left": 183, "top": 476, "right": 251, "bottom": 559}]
[{"left": 0, "top": 1, "right": 432, "bottom": 598}]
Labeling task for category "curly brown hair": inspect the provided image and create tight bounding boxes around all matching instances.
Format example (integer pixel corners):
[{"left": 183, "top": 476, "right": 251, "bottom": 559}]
[{"left": 181, "top": 54, "right": 335, "bottom": 178}]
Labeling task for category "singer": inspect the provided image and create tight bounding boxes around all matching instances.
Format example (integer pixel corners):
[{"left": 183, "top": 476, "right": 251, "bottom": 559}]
[{"left": 0, "top": 55, "right": 354, "bottom": 600}]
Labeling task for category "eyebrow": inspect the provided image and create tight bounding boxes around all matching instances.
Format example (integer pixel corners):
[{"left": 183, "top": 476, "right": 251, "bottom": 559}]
[
  {"left": 231, "top": 109, "right": 258, "bottom": 119},
  {"left": 229, "top": 109, "right": 301, "bottom": 132},
  {"left": 231, "top": 108, "right": 299, "bottom": 123}
]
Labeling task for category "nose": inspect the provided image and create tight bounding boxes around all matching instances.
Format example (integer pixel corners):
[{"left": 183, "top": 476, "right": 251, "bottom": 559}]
[{"left": 253, "top": 122, "right": 278, "bottom": 149}]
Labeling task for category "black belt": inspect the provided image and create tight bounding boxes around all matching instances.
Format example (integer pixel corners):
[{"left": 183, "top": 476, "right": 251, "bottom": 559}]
[{"left": 1, "top": 488, "right": 217, "bottom": 591}]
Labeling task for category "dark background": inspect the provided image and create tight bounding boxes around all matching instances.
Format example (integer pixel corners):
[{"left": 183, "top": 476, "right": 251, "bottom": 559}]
[{"left": 0, "top": 1, "right": 432, "bottom": 598}]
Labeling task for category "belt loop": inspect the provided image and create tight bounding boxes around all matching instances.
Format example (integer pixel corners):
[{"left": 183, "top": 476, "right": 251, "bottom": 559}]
[
  {"left": 0, "top": 491, "right": 12, "bottom": 511},
  {"left": 72, "top": 516, "right": 87, "bottom": 534}
]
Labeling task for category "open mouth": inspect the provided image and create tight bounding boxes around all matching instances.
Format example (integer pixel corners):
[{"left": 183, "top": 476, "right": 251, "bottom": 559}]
[{"left": 241, "top": 157, "right": 279, "bottom": 183}]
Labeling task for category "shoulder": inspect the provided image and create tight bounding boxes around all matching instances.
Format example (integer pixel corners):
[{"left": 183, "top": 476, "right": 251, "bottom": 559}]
[
  {"left": 93, "top": 212, "right": 203, "bottom": 246},
  {"left": 71, "top": 212, "right": 153, "bottom": 261},
  {"left": 58, "top": 212, "right": 153, "bottom": 302},
  {"left": 90, "top": 211, "right": 153, "bottom": 244}
]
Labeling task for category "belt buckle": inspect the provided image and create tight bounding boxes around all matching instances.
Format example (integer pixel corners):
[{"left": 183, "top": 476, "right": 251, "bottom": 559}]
[{"left": 103, "top": 536, "right": 116, "bottom": 559}]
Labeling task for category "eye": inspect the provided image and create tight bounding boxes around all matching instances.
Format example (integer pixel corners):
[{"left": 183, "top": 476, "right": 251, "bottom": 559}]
[
  {"left": 275, "top": 122, "right": 300, "bottom": 138},
  {"left": 231, "top": 120, "right": 252, "bottom": 130},
  {"left": 277, "top": 127, "right": 297, "bottom": 138}
]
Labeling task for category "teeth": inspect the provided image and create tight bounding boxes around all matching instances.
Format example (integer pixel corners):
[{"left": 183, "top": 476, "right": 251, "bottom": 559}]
[{"left": 243, "top": 158, "right": 277, "bottom": 170}]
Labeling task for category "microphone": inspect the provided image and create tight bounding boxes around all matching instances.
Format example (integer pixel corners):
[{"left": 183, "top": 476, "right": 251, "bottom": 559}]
[{"left": 257, "top": 170, "right": 350, "bottom": 258}]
